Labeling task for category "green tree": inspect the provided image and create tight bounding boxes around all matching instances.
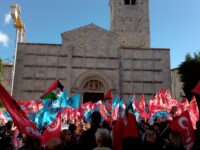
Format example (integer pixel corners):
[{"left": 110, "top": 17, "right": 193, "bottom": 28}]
[{"left": 178, "top": 52, "right": 200, "bottom": 101}]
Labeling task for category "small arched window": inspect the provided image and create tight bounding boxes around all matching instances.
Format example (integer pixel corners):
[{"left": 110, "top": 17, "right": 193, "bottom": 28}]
[
  {"left": 83, "top": 80, "right": 105, "bottom": 92},
  {"left": 124, "top": 0, "right": 137, "bottom": 5}
]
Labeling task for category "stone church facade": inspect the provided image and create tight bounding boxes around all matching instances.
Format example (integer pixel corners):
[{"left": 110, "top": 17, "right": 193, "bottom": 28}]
[{"left": 13, "top": 0, "right": 170, "bottom": 102}]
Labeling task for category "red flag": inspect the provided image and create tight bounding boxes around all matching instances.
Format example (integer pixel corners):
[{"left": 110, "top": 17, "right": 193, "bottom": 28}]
[
  {"left": 123, "top": 113, "right": 139, "bottom": 138},
  {"left": 165, "top": 89, "right": 172, "bottom": 100},
  {"left": 40, "top": 80, "right": 63, "bottom": 99},
  {"left": 103, "top": 89, "right": 112, "bottom": 120},
  {"left": 62, "top": 107, "right": 79, "bottom": 123},
  {"left": 17, "top": 100, "right": 39, "bottom": 114},
  {"left": 179, "top": 98, "right": 189, "bottom": 112},
  {"left": 112, "top": 113, "right": 139, "bottom": 150},
  {"left": 78, "top": 101, "right": 92, "bottom": 119},
  {"left": 112, "top": 117, "right": 124, "bottom": 150},
  {"left": 104, "top": 89, "right": 112, "bottom": 100},
  {"left": 0, "top": 84, "right": 41, "bottom": 140},
  {"left": 78, "top": 101, "right": 92, "bottom": 113},
  {"left": 38, "top": 102, "right": 44, "bottom": 110},
  {"left": 112, "top": 104, "right": 119, "bottom": 121},
  {"left": 138, "top": 94, "right": 145, "bottom": 112},
  {"left": 159, "top": 88, "right": 167, "bottom": 108},
  {"left": 91, "top": 100, "right": 102, "bottom": 109},
  {"left": 169, "top": 111, "right": 195, "bottom": 150},
  {"left": 41, "top": 111, "right": 62, "bottom": 146},
  {"left": 189, "top": 96, "right": 199, "bottom": 129},
  {"left": 99, "top": 103, "right": 112, "bottom": 124},
  {"left": 133, "top": 98, "right": 140, "bottom": 112},
  {"left": 148, "top": 99, "right": 154, "bottom": 114},
  {"left": 147, "top": 96, "right": 164, "bottom": 117},
  {"left": 192, "top": 81, "right": 200, "bottom": 95}
]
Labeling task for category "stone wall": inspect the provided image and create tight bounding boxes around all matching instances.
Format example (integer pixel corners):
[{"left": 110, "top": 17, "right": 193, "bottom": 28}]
[
  {"left": 12, "top": 43, "right": 65, "bottom": 100},
  {"left": 1, "top": 63, "right": 13, "bottom": 93},
  {"left": 171, "top": 68, "right": 184, "bottom": 99},
  {"left": 120, "top": 47, "right": 170, "bottom": 100}
]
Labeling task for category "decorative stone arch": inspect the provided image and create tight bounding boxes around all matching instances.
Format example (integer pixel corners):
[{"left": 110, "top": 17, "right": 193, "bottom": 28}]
[{"left": 72, "top": 71, "right": 114, "bottom": 103}]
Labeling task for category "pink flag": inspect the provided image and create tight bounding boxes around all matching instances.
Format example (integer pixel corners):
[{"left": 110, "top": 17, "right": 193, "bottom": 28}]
[
  {"left": 134, "top": 95, "right": 149, "bottom": 119},
  {"left": 166, "top": 98, "right": 182, "bottom": 119},
  {"left": 0, "top": 84, "right": 41, "bottom": 140},
  {"left": 159, "top": 88, "right": 167, "bottom": 108},
  {"left": 147, "top": 96, "right": 164, "bottom": 117},
  {"left": 165, "top": 89, "right": 172, "bottom": 100},
  {"left": 179, "top": 98, "right": 189, "bottom": 112},
  {"left": 169, "top": 111, "right": 195, "bottom": 150},
  {"left": 189, "top": 96, "right": 199, "bottom": 129},
  {"left": 138, "top": 94, "right": 145, "bottom": 112},
  {"left": 41, "top": 111, "right": 62, "bottom": 146},
  {"left": 167, "top": 98, "right": 179, "bottom": 110}
]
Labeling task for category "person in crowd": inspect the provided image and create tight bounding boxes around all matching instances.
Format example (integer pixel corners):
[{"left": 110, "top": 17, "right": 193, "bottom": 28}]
[
  {"left": 141, "top": 122, "right": 152, "bottom": 143},
  {"left": 157, "top": 121, "right": 171, "bottom": 148},
  {"left": 122, "top": 137, "right": 141, "bottom": 150},
  {"left": 110, "top": 120, "right": 116, "bottom": 145},
  {"left": 18, "top": 135, "right": 41, "bottom": 150},
  {"left": 44, "top": 138, "right": 62, "bottom": 150},
  {"left": 75, "top": 122, "right": 84, "bottom": 145},
  {"left": 13, "top": 129, "right": 24, "bottom": 149},
  {"left": 153, "top": 122, "right": 160, "bottom": 136},
  {"left": 93, "top": 128, "right": 112, "bottom": 150},
  {"left": 61, "top": 129, "right": 76, "bottom": 150},
  {"left": 78, "top": 111, "right": 102, "bottom": 150},
  {"left": 102, "top": 120, "right": 111, "bottom": 132},
  {"left": 85, "top": 121, "right": 91, "bottom": 130},
  {"left": 142, "top": 129, "right": 161, "bottom": 150},
  {"left": 192, "top": 120, "right": 200, "bottom": 150},
  {"left": 163, "top": 130, "right": 185, "bottom": 150},
  {"left": 2, "top": 121, "right": 15, "bottom": 150}
]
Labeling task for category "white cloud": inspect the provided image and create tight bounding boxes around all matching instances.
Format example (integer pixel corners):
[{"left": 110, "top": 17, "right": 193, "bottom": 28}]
[
  {"left": 0, "top": 31, "right": 9, "bottom": 47},
  {"left": 4, "top": 12, "right": 11, "bottom": 24}
]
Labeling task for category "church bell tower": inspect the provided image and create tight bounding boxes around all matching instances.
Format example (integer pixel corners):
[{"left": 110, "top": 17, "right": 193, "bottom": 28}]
[{"left": 110, "top": 0, "right": 150, "bottom": 48}]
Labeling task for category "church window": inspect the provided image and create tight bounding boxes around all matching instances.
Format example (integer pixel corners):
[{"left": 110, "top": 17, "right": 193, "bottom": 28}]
[
  {"left": 125, "top": 0, "right": 137, "bottom": 5},
  {"left": 83, "top": 80, "right": 104, "bottom": 91}
]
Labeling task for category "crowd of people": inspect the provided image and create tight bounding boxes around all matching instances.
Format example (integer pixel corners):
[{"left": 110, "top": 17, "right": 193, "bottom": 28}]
[{"left": 0, "top": 111, "right": 200, "bottom": 150}]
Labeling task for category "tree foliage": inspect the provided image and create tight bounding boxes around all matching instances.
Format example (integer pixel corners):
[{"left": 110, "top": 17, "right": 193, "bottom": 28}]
[{"left": 178, "top": 52, "right": 200, "bottom": 101}]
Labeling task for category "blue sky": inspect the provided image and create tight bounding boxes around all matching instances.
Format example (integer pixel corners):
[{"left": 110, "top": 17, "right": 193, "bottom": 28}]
[{"left": 0, "top": 0, "right": 200, "bottom": 68}]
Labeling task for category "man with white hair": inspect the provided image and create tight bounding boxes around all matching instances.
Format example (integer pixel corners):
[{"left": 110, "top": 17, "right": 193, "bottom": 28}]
[{"left": 93, "top": 128, "right": 112, "bottom": 150}]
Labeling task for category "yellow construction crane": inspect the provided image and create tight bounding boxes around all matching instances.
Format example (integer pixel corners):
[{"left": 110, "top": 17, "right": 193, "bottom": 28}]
[
  {"left": 10, "top": 3, "right": 26, "bottom": 95},
  {"left": 10, "top": 3, "right": 26, "bottom": 43}
]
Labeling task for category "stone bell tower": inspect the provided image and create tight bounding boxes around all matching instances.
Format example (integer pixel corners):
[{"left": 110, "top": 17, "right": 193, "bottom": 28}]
[{"left": 110, "top": 0, "right": 150, "bottom": 48}]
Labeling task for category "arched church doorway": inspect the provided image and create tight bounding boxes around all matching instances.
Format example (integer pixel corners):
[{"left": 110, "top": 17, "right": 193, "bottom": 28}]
[{"left": 81, "top": 78, "right": 107, "bottom": 103}]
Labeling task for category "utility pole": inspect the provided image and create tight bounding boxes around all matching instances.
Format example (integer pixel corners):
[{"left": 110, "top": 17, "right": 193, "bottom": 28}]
[{"left": 10, "top": 3, "right": 26, "bottom": 95}]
